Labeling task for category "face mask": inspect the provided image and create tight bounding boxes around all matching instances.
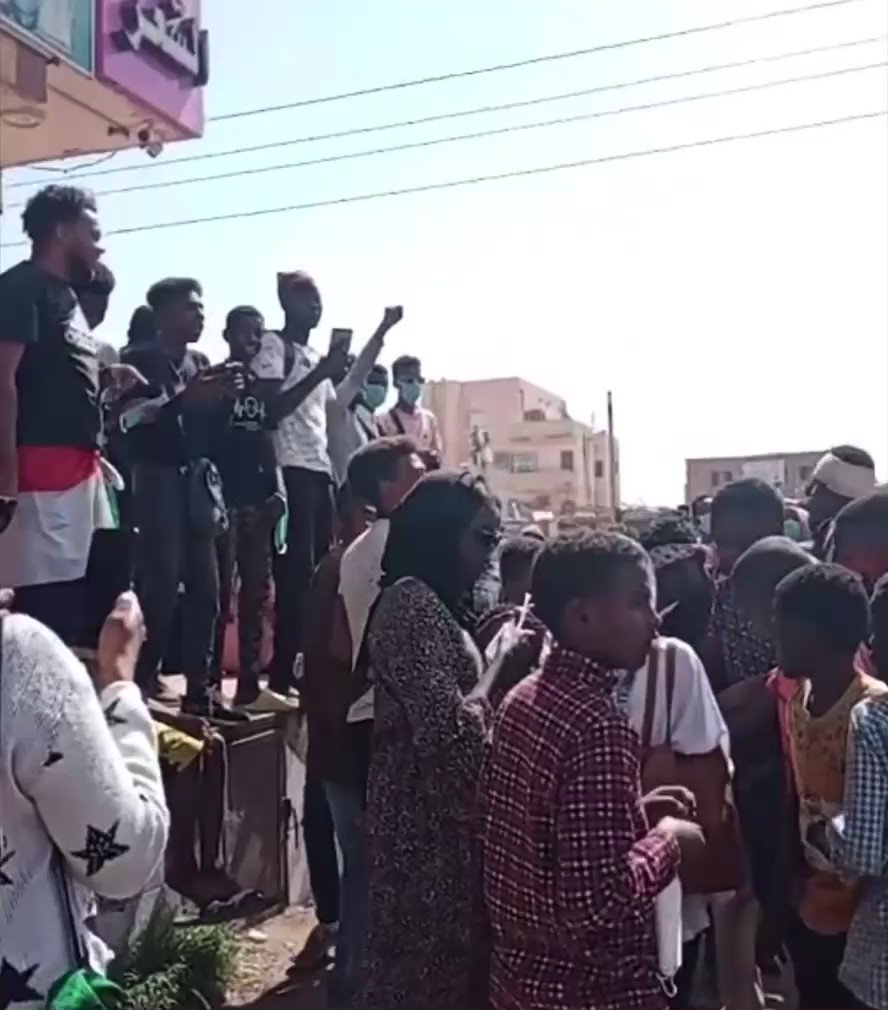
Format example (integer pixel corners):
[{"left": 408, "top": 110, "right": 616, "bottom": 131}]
[
  {"left": 698, "top": 514, "right": 711, "bottom": 536},
  {"left": 397, "top": 379, "right": 422, "bottom": 406},
  {"left": 363, "top": 383, "right": 387, "bottom": 410}
]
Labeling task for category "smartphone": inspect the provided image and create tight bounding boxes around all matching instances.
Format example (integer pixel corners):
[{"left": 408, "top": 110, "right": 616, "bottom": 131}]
[{"left": 329, "top": 327, "right": 353, "bottom": 355}]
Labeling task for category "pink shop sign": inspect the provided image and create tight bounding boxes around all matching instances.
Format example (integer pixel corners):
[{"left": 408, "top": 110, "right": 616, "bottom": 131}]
[{"left": 96, "top": 0, "right": 208, "bottom": 136}]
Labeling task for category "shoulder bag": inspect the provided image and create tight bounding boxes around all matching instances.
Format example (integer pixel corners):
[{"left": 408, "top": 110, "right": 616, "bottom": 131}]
[
  {"left": 0, "top": 617, "right": 126, "bottom": 1009},
  {"left": 640, "top": 641, "right": 745, "bottom": 894}
]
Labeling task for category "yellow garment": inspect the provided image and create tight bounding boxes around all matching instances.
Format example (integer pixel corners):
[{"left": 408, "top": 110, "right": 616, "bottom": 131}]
[
  {"left": 154, "top": 722, "right": 204, "bottom": 771},
  {"left": 788, "top": 670, "right": 888, "bottom": 934}
]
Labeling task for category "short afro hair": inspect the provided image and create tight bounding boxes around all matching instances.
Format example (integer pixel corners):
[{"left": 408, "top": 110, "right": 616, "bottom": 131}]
[
  {"left": 146, "top": 277, "right": 202, "bottom": 312},
  {"left": 346, "top": 436, "right": 416, "bottom": 510},
  {"left": 499, "top": 535, "right": 543, "bottom": 586},
  {"left": 712, "top": 478, "right": 784, "bottom": 530},
  {"left": 774, "top": 563, "right": 870, "bottom": 653},
  {"left": 640, "top": 514, "right": 699, "bottom": 552},
  {"left": 733, "top": 535, "right": 815, "bottom": 592},
  {"left": 392, "top": 355, "right": 422, "bottom": 380},
  {"left": 224, "top": 305, "right": 263, "bottom": 331},
  {"left": 21, "top": 185, "right": 96, "bottom": 245},
  {"left": 532, "top": 529, "right": 650, "bottom": 636},
  {"left": 833, "top": 491, "right": 888, "bottom": 556}
]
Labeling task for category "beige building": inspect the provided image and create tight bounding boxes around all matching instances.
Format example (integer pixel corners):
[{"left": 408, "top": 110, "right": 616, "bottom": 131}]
[
  {"left": 424, "top": 377, "right": 619, "bottom": 516},
  {"left": 685, "top": 450, "right": 824, "bottom": 503}
]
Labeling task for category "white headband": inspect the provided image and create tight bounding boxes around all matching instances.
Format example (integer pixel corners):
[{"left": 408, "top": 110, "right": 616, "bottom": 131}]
[{"left": 811, "top": 452, "right": 876, "bottom": 500}]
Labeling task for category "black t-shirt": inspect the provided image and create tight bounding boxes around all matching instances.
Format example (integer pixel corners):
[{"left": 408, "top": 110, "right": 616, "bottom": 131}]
[
  {"left": 0, "top": 259, "right": 100, "bottom": 449},
  {"left": 209, "top": 375, "right": 278, "bottom": 509},
  {"left": 119, "top": 345, "right": 210, "bottom": 466}
]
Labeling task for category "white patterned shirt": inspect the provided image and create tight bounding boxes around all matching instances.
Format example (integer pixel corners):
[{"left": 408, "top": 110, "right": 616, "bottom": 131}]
[
  {"left": 253, "top": 332, "right": 334, "bottom": 474},
  {"left": 0, "top": 615, "right": 169, "bottom": 1009}
]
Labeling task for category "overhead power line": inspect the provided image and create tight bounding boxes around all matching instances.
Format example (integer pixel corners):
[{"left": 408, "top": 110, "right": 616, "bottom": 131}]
[
  {"left": 207, "top": 0, "right": 869, "bottom": 122},
  {"left": 9, "top": 61, "right": 881, "bottom": 208},
  {"left": 3, "top": 110, "right": 882, "bottom": 249},
  {"left": 6, "top": 36, "right": 883, "bottom": 190}
]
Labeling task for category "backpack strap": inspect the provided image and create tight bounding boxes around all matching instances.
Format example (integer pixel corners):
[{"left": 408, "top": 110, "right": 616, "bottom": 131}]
[
  {"left": 389, "top": 408, "right": 407, "bottom": 437},
  {"left": 664, "top": 642, "right": 677, "bottom": 748},
  {"left": 641, "top": 646, "right": 659, "bottom": 749},
  {"left": 283, "top": 339, "right": 296, "bottom": 380}
]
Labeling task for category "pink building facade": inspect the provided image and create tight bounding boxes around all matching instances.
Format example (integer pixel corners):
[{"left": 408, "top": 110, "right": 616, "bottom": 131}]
[{"left": 425, "top": 377, "right": 619, "bottom": 516}]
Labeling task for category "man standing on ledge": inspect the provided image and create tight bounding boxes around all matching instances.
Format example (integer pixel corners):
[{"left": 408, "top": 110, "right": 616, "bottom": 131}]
[
  {"left": 0, "top": 185, "right": 140, "bottom": 646},
  {"left": 257, "top": 271, "right": 392, "bottom": 696}
]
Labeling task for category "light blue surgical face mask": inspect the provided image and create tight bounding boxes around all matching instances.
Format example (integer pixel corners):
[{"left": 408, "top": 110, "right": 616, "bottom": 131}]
[
  {"left": 397, "top": 379, "right": 422, "bottom": 406},
  {"left": 784, "top": 518, "right": 803, "bottom": 542},
  {"left": 363, "top": 383, "right": 387, "bottom": 410}
]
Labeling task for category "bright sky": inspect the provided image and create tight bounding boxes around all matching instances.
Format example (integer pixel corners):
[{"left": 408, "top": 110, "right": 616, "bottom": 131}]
[{"left": 2, "top": 0, "right": 887, "bottom": 503}]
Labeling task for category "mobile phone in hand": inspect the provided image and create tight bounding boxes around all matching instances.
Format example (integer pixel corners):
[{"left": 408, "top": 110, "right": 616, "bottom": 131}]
[{"left": 329, "top": 328, "right": 353, "bottom": 356}]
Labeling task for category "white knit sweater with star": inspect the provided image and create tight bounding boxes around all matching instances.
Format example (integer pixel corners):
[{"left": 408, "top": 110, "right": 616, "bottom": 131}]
[{"left": 0, "top": 614, "right": 169, "bottom": 1008}]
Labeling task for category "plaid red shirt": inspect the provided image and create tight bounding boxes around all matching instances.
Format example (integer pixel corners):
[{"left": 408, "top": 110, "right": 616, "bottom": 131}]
[{"left": 479, "top": 644, "right": 680, "bottom": 1010}]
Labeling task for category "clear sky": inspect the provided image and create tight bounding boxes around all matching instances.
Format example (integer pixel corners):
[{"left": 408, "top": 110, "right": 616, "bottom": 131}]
[{"left": 2, "top": 0, "right": 887, "bottom": 503}]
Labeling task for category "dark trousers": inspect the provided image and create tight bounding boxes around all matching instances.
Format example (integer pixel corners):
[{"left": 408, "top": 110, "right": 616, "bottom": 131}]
[
  {"left": 213, "top": 506, "right": 272, "bottom": 698},
  {"left": 133, "top": 463, "right": 219, "bottom": 699},
  {"left": 785, "top": 914, "right": 864, "bottom": 1009},
  {"left": 14, "top": 578, "right": 87, "bottom": 647},
  {"left": 13, "top": 529, "right": 134, "bottom": 648},
  {"left": 271, "top": 466, "right": 333, "bottom": 691},
  {"left": 303, "top": 770, "right": 340, "bottom": 927},
  {"left": 670, "top": 933, "right": 704, "bottom": 1009}
]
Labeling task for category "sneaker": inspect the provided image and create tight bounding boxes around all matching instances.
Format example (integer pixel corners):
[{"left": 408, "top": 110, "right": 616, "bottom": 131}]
[
  {"left": 289, "top": 921, "right": 337, "bottom": 972},
  {"left": 181, "top": 694, "right": 250, "bottom": 724},
  {"left": 239, "top": 685, "right": 300, "bottom": 714},
  {"left": 143, "top": 677, "right": 180, "bottom": 706}
]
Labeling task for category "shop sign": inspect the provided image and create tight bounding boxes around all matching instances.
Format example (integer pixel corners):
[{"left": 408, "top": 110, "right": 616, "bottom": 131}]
[
  {"left": 0, "top": 0, "right": 94, "bottom": 72},
  {"left": 96, "top": 0, "right": 206, "bottom": 137},
  {"left": 113, "top": 0, "right": 207, "bottom": 86}
]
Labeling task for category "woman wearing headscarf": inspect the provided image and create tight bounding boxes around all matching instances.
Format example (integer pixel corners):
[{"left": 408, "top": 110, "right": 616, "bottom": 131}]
[{"left": 360, "top": 471, "right": 503, "bottom": 1009}]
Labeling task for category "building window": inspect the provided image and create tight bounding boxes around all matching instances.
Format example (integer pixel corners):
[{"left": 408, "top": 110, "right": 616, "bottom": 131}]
[
  {"left": 560, "top": 450, "right": 575, "bottom": 472},
  {"left": 493, "top": 452, "right": 512, "bottom": 471},
  {"left": 594, "top": 460, "right": 604, "bottom": 479},
  {"left": 532, "top": 494, "right": 551, "bottom": 509},
  {"left": 512, "top": 452, "right": 539, "bottom": 473},
  {"left": 800, "top": 465, "right": 813, "bottom": 482},
  {"left": 711, "top": 470, "right": 721, "bottom": 489}
]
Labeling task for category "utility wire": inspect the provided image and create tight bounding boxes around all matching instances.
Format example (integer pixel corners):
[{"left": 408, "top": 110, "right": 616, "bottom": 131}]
[
  {"left": 6, "top": 35, "right": 883, "bottom": 190},
  {"left": 3, "top": 110, "right": 882, "bottom": 249},
  {"left": 9, "top": 61, "right": 881, "bottom": 207},
  {"left": 207, "top": 0, "right": 870, "bottom": 122}
]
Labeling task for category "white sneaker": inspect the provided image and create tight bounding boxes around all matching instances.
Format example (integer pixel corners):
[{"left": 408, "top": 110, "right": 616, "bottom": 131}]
[{"left": 239, "top": 686, "right": 300, "bottom": 714}]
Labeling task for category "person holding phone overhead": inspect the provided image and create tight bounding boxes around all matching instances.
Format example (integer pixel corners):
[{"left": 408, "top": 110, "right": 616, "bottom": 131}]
[
  {"left": 377, "top": 355, "right": 443, "bottom": 470},
  {"left": 253, "top": 272, "right": 392, "bottom": 699},
  {"left": 327, "top": 308, "right": 404, "bottom": 488}
]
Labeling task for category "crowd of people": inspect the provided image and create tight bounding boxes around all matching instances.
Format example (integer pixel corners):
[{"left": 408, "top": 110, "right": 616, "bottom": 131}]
[{"left": 0, "top": 183, "right": 887, "bottom": 1010}]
